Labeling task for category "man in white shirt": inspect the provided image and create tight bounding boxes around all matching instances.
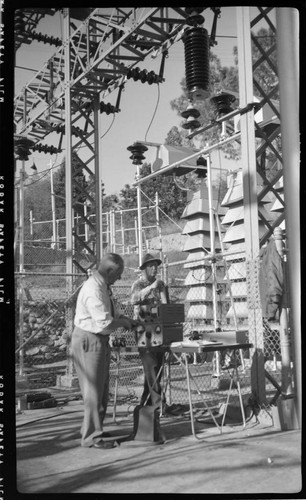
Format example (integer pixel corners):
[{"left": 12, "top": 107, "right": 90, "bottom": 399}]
[{"left": 72, "top": 253, "right": 137, "bottom": 449}]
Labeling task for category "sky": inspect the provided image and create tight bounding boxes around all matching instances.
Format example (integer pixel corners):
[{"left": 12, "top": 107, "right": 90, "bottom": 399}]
[{"left": 14, "top": 7, "right": 240, "bottom": 195}]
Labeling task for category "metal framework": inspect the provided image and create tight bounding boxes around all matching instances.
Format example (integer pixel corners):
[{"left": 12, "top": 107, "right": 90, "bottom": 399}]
[
  {"left": 13, "top": 6, "right": 300, "bottom": 420},
  {"left": 14, "top": 6, "right": 284, "bottom": 270},
  {"left": 14, "top": 7, "right": 188, "bottom": 272},
  {"left": 130, "top": 7, "right": 289, "bottom": 404}
]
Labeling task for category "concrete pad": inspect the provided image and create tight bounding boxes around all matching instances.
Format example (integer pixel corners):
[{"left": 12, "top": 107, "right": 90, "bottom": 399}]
[{"left": 16, "top": 402, "right": 302, "bottom": 495}]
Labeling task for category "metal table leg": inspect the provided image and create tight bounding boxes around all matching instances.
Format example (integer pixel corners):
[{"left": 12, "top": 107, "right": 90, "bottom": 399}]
[
  {"left": 173, "top": 352, "right": 222, "bottom": 440},
  {"left": 220, "top": 348, "right": 246, "bottom": 429}
]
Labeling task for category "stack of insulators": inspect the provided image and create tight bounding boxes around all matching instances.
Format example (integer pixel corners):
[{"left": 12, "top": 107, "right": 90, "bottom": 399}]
[
  {"left": 127, "top": 142, "right": 148, "bottom": 165},
  {"left": 196, "top": 155, "right": 207, "bottom": 179},
  {"left": 185, "top": 7, "right": 206, "bottom": 26},
  {"left": 127, "top": 35, "right": 150, "bottom": 51},
  {"left": 99, "top": 102, "right": 120, "bottom": 115},
  {"left": 181, "top": 101, "right": 201, "bottom": 130},
  {"left": 32, "top": 144, "right": 60, "bottom": 155},
  {"left": 51, "top": 124, "right": 83, "bottom": 137},
  {"left": 27, "top": 30, "right": 62, "bottom": 47},
  {"left": 15, "top": 10, "right": 25, "bottom": 32},
  {"left": 183, "top": 25, "right": 210, "bottom": 100},
  {"left": 126, "top": 67, "right": 161, "bottom": 85},
  {"left": 51, "top": 124, "right": 65, "bottom": 134},
  {"left": 14, "top": 136, "right": 35, "bottom": 161},
  {"left": 210, "top": 92, "right": 236, "bottom": 119}
]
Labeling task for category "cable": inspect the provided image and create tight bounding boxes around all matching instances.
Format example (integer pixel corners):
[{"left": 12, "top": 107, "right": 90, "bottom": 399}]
[
  {"left": 18, "top": 159, "right": 62, "bottom": 179},
  {"left": 191, "top": 268, "right": 212, "bottom": 283},
  {"left": 173, "top": 173, "right": 194, "bottom": 192},
  {"left": 23, "top": 169, "right": 51, "bottom": 187},
  {"left": 144, "top": 83, "right": 160, "bottom": 142},
  {"left": 100, "top": 113, "right": 116, "bottom": 139},
  {"left": 15, "top": 65, "right": 40, "bottom": 72}
]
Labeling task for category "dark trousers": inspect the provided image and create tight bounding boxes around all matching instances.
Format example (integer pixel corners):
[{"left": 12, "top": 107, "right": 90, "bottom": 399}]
[
  {"left": 139, "top": 349, "right": 164, "bottom": 407},
  {"left": 71, "top": 327, "right": 110, "bottom": 447}
]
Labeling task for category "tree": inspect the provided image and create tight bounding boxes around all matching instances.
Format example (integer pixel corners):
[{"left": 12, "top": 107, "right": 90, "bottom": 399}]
[
  {"left": 251, "top": 27, "right": 278, "bottom": 98},
  {"left": 169, "top": 27, "right": 279, "bottom": 166},
  {"left": 23, "top": 172, "right": 54, "bottom": 243},
  {"left": 169, "top": 52, "right": 241, "bottom": 161},
  {"left": 119, "top": 162, "right": 188, "bottom": 227}
]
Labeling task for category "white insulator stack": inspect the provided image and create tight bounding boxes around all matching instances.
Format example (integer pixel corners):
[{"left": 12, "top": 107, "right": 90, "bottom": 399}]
[
  {"left": 181, "top": 184, "right": 227, "bottom": 323},
  {"left": 221, "top": 169, "right": 272, "bottom": 323}
]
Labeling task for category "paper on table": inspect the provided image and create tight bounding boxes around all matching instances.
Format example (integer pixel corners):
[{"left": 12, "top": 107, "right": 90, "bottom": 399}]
[{"left": 171, "top": 340, "right": 223, "bottom": 348}]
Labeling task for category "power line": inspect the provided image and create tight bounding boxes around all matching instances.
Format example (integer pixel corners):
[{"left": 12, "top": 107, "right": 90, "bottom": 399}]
[
  {"left": 15, "top": 65, "right": 40, "bottom": 72},
  {"left": 144, "top": 83, "right": 161, "bottom": 142}
]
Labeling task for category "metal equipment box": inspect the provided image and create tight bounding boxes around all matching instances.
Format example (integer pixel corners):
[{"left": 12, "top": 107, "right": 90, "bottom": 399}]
[{"left": 136, "top": 303, "right": 185, "bottom": 348}]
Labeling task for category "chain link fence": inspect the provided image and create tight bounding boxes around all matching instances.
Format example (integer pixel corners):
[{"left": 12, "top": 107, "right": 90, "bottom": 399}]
[{"left": 15, "top": 248, "right": 291, "bottom": 416}]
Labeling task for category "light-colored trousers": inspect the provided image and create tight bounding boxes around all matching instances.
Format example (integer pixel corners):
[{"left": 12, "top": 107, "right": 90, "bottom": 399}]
[{"left": 71, "top": 326, "right": 110, "bottom": 447}]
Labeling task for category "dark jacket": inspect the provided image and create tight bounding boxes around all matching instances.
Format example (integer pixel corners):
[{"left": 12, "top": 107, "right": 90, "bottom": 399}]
[{"left": 259, "top": 239, "right": 285, "bottom": 320}]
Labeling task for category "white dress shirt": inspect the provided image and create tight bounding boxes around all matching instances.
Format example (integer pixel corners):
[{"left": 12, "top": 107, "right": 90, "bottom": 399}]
[{"left": 74, "top": 270, "right": 119, "bottom": 335}]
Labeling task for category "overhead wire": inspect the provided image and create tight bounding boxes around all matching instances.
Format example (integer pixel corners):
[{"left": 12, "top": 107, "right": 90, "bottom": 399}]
[
  {"left": 144, "top": 82, "right": 160, "bottom": 142},
  {"left": 100, "top": 113, "right": 116, "bottom": 139}
]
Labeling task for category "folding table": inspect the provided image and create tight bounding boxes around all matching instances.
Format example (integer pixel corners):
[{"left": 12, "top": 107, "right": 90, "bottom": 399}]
[{"left": 170, "top": 342, "right": 253, "bottom": 440}]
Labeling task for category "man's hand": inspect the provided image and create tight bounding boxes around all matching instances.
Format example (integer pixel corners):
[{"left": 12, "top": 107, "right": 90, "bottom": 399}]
[{"left": 120, "top": 317, "right": 141, "bottom": 330}]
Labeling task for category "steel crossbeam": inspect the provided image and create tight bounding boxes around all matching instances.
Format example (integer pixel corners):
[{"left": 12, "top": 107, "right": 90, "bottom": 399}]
[
  {"left": 14, "top": 8, "right": 59, "bottom": 51},
  {"left": 14, "top": 7, "right": 285, "bottom": 270},
  {"left": 249, "top": 8, "right": 283, "bottom": 246},
  {"left": 14, "top": 8, "right": 187, "bottom": 139},
  {"left": 14, "top": 7, "right": 188, "bottom": 272}
]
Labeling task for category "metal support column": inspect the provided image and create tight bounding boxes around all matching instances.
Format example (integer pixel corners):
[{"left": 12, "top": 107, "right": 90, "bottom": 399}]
[
  {"left": 18, "top": 161, "right": 25, "bottom": 376},
  {"left": 236, "top": 7, "right": 266, "bottom": 404},
  {"left": 136, "top": 165, "right": 143, "bottom": 266},
  {"left": 155, "top": 191, "right": 164, "bottom": 272},
  {"left": 50, "top": 160, "right": 57, "bottom": 249},
  {"left": 276, "top": 7, "right": 301, "bottom": 427},
  {"left": 64, "top": 8, "right": 73, "bottom": 277},
  {"left": 207, "top": 156, "right": 220, "bottom": 375},
  {"left": 63, "top": 8, "right": 75, "bottom": 383},
  {"left": 94, "top": 94, "right": 103, "bottom": 262}
]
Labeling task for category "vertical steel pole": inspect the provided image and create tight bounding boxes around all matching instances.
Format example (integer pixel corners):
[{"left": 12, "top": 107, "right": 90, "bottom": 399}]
[
  {"left": 136, "top": 165, "right": 143, "bottom": 266},
  {"left": 207, "top": 156, "right": 218, "bottom": 326},
  {"left": 121, "top": 210, "right": 125, "bottom": 254},
  {"left": 274, "top": 227, "right": 293, "bottom": 396},
  {"left": 63, "top": 8, "right": 74, "bottom": 381},
  {"left": 110, "top": 208, "right": 115, "bottom": 252},
  {"left": 134, "top": 217, "right": 138, "bottom": 252},
  {"left": 84, "top": 203, "right": 89, "bottom": 245},
  {"left": 207, "top": 157, "right": 220, "bottom": 375},
  {"left": 276, "top": 8, "right": 300, "bottom": 426},
  {"left": 29, "top": 210, "right": 34, "bottom": 238},
  {"left": 155, "top": 191, "right": 164, "bottom": 272},
  {"left": 94, "top": 94, "right": 103, "bottom": 262},
  {"left": 18, "top": 161, "right": 25, "bottom": 376},
  {"left": 64, "top": 8, "right": 73, "bottom": 276},
  {"left": 236, "top": 7, "right": 266, "bottom": 403},
  {"left": 50, "top": 160, "right": 57, "bottom": 249}
]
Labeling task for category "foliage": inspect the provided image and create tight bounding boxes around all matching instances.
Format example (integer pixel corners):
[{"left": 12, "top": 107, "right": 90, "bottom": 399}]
[
  {"left": 170, "top": 52, "right": 240, "bottom": 161},
  {"left": 251, "top": 27, "right": 278, "bottom": 98},
  {"left": 119, "top": 162, "right": 188, "bottom": 225},
  {"left": 23, "top": 172, "right": 54, "bottom": 242}
]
